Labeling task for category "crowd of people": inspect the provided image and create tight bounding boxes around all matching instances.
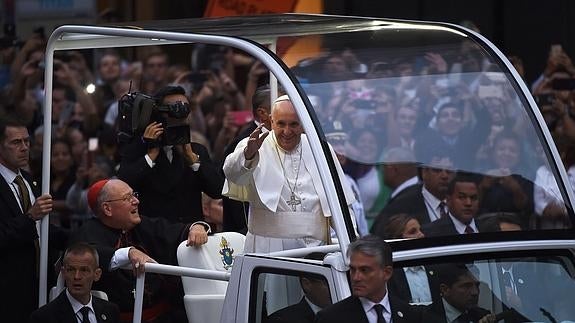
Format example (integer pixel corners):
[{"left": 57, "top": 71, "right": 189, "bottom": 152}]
[{"left": 0, "top": 22, "right": 574, "bottom": 322}]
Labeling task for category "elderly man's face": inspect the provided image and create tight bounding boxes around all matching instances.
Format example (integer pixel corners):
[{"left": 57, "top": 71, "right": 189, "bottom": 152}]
[
  {"left": 271, "top": 100, "right": 303, "bottom": 152},
  {"left": 102, "top": 180, "right": 141, "bottom": 230}
]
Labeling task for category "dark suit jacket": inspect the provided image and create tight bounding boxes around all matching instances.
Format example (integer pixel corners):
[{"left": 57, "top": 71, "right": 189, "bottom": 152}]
[
  {"left": 422, "top": 300, "right": 491, "bottom": 323},
  {"left": 221, "top": 121, "right": 256, "bottom": 234},
  {"left": 371, "top": 184, "right": 428, "bottom": 237},
  {"left": 422, "top": 215, "right": 487, "bottom": 238},
  {"left": 118, "top": 140, "right": 224, "bottom": 223},
  {"left": 314, "top": 295, "right": 421, "bottom": 323},
  {"left": 388, "top": 266, "right": 441, "bottom": 305},
  {"left": 267, "top": 297, "right": 315, "bottom": 323},
  {"left": 29, "top": 290, "right": 120, "bottom": 323},
  {"left": 71, "top": 217, "right": 189, "bottom": 312},
  {"left": 0, "top": 170, "right": 68, "bottom": 321}
]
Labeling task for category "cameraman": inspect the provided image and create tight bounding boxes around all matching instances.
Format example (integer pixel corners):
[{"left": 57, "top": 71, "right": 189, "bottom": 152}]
[{"left": 117, "top": 85, "right": 224, "bottom": 224}]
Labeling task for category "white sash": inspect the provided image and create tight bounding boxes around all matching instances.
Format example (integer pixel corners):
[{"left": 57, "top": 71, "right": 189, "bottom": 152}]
[{"left": 248, "top": 209, "right": 327, "bottom": 241}]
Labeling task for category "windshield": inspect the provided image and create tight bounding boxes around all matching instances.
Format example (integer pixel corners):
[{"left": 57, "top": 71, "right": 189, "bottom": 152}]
[{"left": 275, "top": 25, "right": 573, "bottom": 236}]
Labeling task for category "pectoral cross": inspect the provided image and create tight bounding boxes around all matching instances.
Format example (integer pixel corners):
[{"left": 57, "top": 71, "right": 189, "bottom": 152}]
[{"left": 287, "top": 192, "right": 301, "bottom": 211}]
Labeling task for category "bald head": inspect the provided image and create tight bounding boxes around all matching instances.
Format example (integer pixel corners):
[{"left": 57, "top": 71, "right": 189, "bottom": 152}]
[{"left": 96, "top": 179, "right": 142, "bottom": 230}]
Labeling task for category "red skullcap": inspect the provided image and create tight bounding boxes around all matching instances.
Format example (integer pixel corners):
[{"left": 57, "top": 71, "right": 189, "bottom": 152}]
[{"left": 87, "top": 179, "right": 110, "bottom": 212}]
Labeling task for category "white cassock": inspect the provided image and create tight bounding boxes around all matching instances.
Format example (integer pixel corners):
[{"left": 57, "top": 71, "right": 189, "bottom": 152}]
[{"left": 223, "top": 132, "right": 355, "bottom": 253}]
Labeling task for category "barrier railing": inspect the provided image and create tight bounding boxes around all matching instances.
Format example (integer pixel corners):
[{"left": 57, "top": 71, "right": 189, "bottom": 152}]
[{"left": 131, "top": 263, "right": 231, "bottom": 323}]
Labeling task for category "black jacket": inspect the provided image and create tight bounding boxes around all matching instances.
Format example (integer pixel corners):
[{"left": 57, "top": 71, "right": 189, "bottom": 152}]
[
  {"left": 118, "top": 139, "right": 224, "bottom": 223},
  {"left": 29, "top": 290, "right": 120, "bottom": 323}
]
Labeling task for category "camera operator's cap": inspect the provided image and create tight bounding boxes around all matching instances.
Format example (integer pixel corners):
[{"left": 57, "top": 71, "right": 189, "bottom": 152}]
[{"left": 88, "top": 179, "right": 111, "bottom": 213}]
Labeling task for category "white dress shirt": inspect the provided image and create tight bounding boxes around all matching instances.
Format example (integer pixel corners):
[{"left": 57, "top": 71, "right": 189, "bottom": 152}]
[
  {"left": 360, "top": 292, "right": 392, "bottom": 323},
  {"left": 0, "top": 163, "right": 36, "bottom": 212},
  {"left": 403, "top": 266, "right": 432, "bottom": 304},
  {"left": 422, "top": 186, "right": 444, "bottom": 222},
  {"left": 66, "top": 289, "right": 97, "bottom": 323},
  {"left": 449, "top": 213, "right": 479, "bottom": 234}
]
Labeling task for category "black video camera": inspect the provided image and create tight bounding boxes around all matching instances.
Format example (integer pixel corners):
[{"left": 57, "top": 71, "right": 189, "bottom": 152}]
[{"left": 117, "top": 92, "right": 191, "bottom": 146}]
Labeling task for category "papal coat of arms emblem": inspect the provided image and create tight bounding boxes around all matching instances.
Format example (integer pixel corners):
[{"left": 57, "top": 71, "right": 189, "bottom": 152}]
[{"left": 219, "top": 237, "right": 235, "bottom": 270}]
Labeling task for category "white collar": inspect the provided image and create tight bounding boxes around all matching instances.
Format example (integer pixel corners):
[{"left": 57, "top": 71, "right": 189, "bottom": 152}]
[
  {"left": 0, "top": 162, "right": 20, "bottom": 185},
  {"left": 65, "top": 289, "right": 94, "bottom": 317},
  {"left": 421, "top": 186, "right": 442, "bottom": 209},
  {"left": 442, "top": 297, "right": 463, "bottom": 323},
  {"left": 448, "top": 213, "right": 478, "bottom": 234},
  {"left": 304, "top": 296, "right": 323, "bottom": 314},
  {"left": 359, "top": 291, "right": 391, "bottom": 318},
  {"left": 390, "top": 176, "right": 419, "bottom": 199}
]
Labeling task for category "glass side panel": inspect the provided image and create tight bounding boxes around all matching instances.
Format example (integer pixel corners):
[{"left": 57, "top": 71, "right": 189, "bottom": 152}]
[
  {"left": 394, "top": 251, "right": 575, "bottom": 322},
  {"left": 249, "top": 270, "right": 333, "bottom": 323}
]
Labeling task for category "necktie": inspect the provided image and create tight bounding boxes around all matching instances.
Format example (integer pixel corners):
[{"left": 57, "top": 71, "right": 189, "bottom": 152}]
[
  {"left": 373, "top": 304, "right": 387, "bottom": 323},
  {"left": 79, "top": 306, "right": 90, "bottom": 323},
  {"left": 14, "top": 175, "right": 31, "bottom": 213},
  {"left": 15, "top": 175, "right": 40, "bottom": 276},
  {"left": 438, "top": 201, "right": 448, "bottom": 218},
  {"left": 464, "top": 225, "right": 474, "bottom": 234},
  {"left": 502, "top": 270, "right": 515, "bottom": 294}
]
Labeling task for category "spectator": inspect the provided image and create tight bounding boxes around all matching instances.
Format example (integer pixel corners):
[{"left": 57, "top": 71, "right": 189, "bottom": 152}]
[
  {"left": 66, "top": 155, "right": 114, "bottom": 229},
  {"left": 326, "top": 126, "right": 369, "bottom": 236},
  {"left": 142, "top": 49, "right": 169, "bottom": 94},
  {"left": 375, "top": 145, "right": 455, "bottom": 227},
  {"left": 371, "top": 147, "right": 419, "bottom": 236},
  {"left": 70, "top": 178, "right": 211, "bottom": 323},
  {"left": 223, "top": 95, "right": 355, "bottom": 253},
  {"left": 29, "top": 242, "right": 120, "bottom": 323},
  {"left": 117, "top": 85, "right": 223, "bottom": 224},
  {"left": 48, "top": 139, "right": 76, "bottom": 228},
  {"left": 344, "top": 128, "right": 389, "bottom": 220},
  {"left": 478, "top": 131, "right": 534, "bottom": 228}
]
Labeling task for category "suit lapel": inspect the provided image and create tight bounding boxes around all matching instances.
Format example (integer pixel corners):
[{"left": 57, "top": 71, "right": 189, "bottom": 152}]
[
  {"left": 0, "top": 175, "right": 23, "bottom": 216},
  {"left": 54, "top": 292, "right": 79, "bottom": 323},
  {"left": 349, "top": 297, "right": 370, "bottom": 323},
  {"left": 93, "top": 297, "right": 110, "bottom": 323}
]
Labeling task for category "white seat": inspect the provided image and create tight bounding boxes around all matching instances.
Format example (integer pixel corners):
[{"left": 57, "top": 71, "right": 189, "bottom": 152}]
[{"left": 177, "top": 232, "right": 245, "bottom": 323}]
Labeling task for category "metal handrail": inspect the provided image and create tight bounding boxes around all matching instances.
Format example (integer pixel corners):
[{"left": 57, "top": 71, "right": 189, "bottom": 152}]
[{"left": 131, "top": 263, "right": 231, "bottom": 323}]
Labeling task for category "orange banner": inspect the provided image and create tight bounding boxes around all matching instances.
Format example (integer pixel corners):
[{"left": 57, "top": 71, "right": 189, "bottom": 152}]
[{"left": 204, "top": 0, "right": 297, "bottom": 17}]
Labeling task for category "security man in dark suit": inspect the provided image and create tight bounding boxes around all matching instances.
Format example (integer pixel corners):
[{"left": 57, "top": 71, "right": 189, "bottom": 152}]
[
  {"left": 29, "top": 242, "right": 120, "bottom": 323},
  {"left": 422, "top": 263, "right": 494, "bottom": 323},
  {"left": 315, "top": 235, "right": 421, "bottom": 323},
  {"left": 0, "top": 115, "right": 67, "bottom": 321},
  {"left": 422, "top": 172, "right": 485, "bottom": 237}
]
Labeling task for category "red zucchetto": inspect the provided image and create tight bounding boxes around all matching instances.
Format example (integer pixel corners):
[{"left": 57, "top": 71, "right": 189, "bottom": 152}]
[{"left": 87, "top": 179, "right": 110, "bottom": 212}]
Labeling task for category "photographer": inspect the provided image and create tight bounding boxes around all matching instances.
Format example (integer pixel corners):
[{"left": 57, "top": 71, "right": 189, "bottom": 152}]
[{"left": 117, "top": 85, "right": 224, "bottom": 224}]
